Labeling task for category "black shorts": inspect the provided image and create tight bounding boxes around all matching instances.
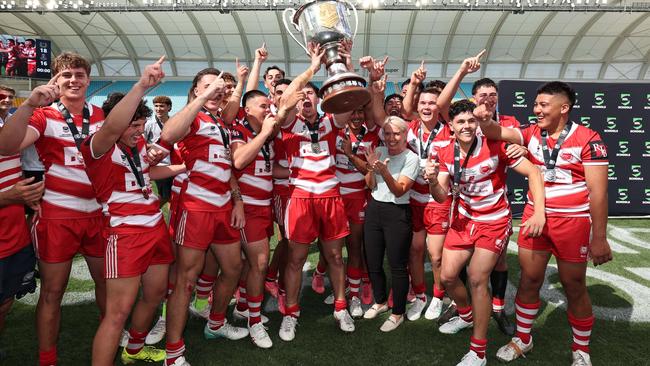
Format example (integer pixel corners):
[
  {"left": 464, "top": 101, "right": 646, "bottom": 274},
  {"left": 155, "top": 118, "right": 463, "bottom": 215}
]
[
  {"left": 155, "top": 177, "right": 174, "bottom": 201},
  {"left": 0, "top": 245, "right": 37, "bottom": 303}
]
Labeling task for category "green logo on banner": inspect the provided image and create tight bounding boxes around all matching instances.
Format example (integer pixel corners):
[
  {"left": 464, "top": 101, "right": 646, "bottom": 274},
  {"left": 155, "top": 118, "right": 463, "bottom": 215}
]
[
  {"left": 645, "top": 189, "right": 650, "bottom": 204},
  {"left": 606, "top": 117, "right": 617, "bottom": 130},
  {"left": 608, "top": 164, "right": 615, "bottom": 177},
  {"left": 618, "top": 140, "right": 629, "bottom": 155},
  {"left": 580, "top": 116, "right": 591, "bottom": 128},
  {"left": 514, "top": 92, "right": 526, "bottom": 106},
  {"left": 528, "top": 116, "right": 537, "bottom": 124},
  {"left": 631, "top": 165, "right": 642, "bottom": 178},
  {"left": 620, "top": 93, "right": 631, "bottom": 107},
  {"left": 594, "top": 92, "right": 605, "bottom": 106},
  {"left": 618, "top": 188, "right": 629, "bottom": 202},
  {"left": 513, "top": 188, "right": 525, "bottom": 203},
  {"left": 645, "top": 141, "right": 650, "bottom": 155},
  {"left": 632, "top": 118, "right": 643, "bottom": 130}
]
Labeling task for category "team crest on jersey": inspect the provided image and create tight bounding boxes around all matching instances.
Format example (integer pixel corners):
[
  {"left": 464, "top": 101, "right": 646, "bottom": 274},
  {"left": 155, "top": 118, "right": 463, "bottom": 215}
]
[
  {"left": 480, "top": 165, "right": 490, "bottom": 174},
  {"left": 589, "top": 141, "right": 608, "bottom": 160},
  {"left": 560, "top": 152, "right": 575, "bottom": 163}
]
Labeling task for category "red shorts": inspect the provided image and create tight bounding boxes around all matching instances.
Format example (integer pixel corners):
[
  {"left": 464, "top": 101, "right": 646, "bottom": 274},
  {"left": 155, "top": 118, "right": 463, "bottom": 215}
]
[
  {"left": 273, "top": 194, "right": 289, "bottom": 225},
  {"left": 33, "top": 216, "right": 104, "bottom": 263},
  {"left": 284, "top": 196, "right": 350, "bottom": 244},
  {"left": 241, "top": 205, "right": 274, "bottom": 244},
  {"left": 175, "top": 209, "right": 240, "bottom": 250},
  {"left": 444, "top": 216, "right": 512, "bottom": 254},
  {"left": 104, "top": 224, "right": 174, "bottom": 279},
  {"left": 27, "top": 63, "right": 36, "bottom": 76},
  {"left": 343, "top": 196, "right": 367, "bottom": 225},
  {"left": 411, "top": 204, "right": 450, "bottom": 235},
  {"left": 518, "top": 208, "right": 591, "bottom": 263}
]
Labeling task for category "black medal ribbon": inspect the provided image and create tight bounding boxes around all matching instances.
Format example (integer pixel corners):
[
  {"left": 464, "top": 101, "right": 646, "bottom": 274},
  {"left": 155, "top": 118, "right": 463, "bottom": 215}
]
[
  {"left": 345, "top": 125, "right": 367, "bottom": 155},
  {"left": 202, "top": 108, "right": 231, "bottom": 155},
  {"left": 155, "top": 116, "right": 163, "bottom": 131},
  {"left": 307, "top": 117, "right": 321, "bottom": 154},
  {"left": 541, "top": 121, "right": 573, "bottom": 171},
  {"left": 242, "top": 118, "right": 272, "bottom": 173},
  {"left": 449, "top": 137, "right": 479, "bottom": 224},
  {"left": 118, "top": 143, "right": 150, "bottom": 199},
  {"left": 58, "top": 102, "right": 90, "bottom": 150},
  {"left": 418, "top": 120, "right": 442, "bottom": 159}
]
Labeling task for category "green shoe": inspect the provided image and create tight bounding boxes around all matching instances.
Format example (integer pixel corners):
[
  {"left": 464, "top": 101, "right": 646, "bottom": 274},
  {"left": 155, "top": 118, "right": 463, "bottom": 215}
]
[{"left": 121, "top": 346, "right": 166, "bottom": 364}]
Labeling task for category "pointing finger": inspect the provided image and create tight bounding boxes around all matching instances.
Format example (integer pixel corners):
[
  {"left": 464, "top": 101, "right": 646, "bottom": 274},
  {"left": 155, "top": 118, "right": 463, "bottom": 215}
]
[
  {"left": 382, "top": 56, "right": 389, "bottom": 66},
  {"left": 476, "top": 49, "right": 487, "bottom": 59},
  {"left": 156, "top": 55, "right": 166, "bottom": 65},
  {"left": 262, "top": 42, "right": 266, "bottom": 50},
  {"left": 48, "top": 71, "right": 63, "bottom": 86}
]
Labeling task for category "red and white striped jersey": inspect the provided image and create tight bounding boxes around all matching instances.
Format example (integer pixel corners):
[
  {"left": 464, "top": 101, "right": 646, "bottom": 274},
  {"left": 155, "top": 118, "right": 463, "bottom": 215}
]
[
  {"left": 178, "top": 111, "right": 232, "bottom": 212},
  {"left": 230, "top": 122, "right": 275, "bottom": 206},
  {"left": 517, "top": 122, "right": 608, "bottom": 217},
  {"left": 272, "top": 134, "right": 290, "bottom": 197},
  {"left": 438, "top": 136, "right": 522, "bottom": 222},
  {"left": 335, "top": 124, "right": 380, "bottom": 198},
  {"left": 22, "top": 46, "right": 36, "bottom": 66},
  {"left": 80, "top": 136, "right": 162, "bottom": 232},
  {"left": 281, "top": 113, "right": 341, "bottom": 198},
  {"left": 28, "top": 103, "right": 103, "bottom": 219},
  {"left": 0, "top": 154, "right": 30, "bottom": 258},
  {"left": 406, "top": 119, "right": 453, "bottom": 206},
  {"left": 170, "top": 143, "right": 189, "bottom": 207}
]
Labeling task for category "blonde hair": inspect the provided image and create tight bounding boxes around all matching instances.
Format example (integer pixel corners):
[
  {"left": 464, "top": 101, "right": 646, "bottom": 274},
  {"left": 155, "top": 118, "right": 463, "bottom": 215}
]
[{"left": 383, "top": 116, "right": 408, "bottom": 134}]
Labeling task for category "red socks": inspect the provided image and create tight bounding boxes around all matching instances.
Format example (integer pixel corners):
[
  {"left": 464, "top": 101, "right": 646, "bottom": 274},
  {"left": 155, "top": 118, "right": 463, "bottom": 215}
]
[
  {"left": 568, "top": 312, "right": 594, "bottom": 353},
  {"left": 515, "top": 297, "right": 540, "bottom": 344},
  {"left": 470, "top": 336, "right": 487, "bottom": 359},
  {"left": 39, "top": 348, "right": 57, "bottom": 366}
]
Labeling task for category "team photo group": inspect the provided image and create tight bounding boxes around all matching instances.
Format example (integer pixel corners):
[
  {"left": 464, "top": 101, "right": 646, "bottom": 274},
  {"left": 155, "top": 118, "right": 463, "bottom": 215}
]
[{"left": 0, "top": 28, "right": 613, "bottom": 366}]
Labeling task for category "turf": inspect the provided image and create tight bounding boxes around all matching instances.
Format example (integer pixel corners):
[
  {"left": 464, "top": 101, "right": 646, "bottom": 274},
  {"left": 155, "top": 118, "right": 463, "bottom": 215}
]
[{"left": 3, "top": 218, "right": 650, "bottom": 365}]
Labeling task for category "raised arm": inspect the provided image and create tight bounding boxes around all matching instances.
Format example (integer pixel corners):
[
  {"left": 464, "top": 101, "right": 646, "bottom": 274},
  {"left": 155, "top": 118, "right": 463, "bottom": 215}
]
[
  {"left": 246, "top": 43, "right": 267, "bottom": 93},
  {"left": 91, "top": 56, "right": 165, "bottom": 157},
  {"left": 221, "top": 58, "right": 249, "bottom": 125},
  {"left": 475, "top": 104, "right": 522, "bottom": 145},
  {"left": 161, "top": 71, "right": 226, "bottom": 144},
  {"left": 403, "top": 61, "right": 426, "bottom": 118},
  {"left": 0, "top": 72, "right": 61, "bottom": 155},
  {"left": 438, "top": 49, "right": 485, "bottom": 122}
]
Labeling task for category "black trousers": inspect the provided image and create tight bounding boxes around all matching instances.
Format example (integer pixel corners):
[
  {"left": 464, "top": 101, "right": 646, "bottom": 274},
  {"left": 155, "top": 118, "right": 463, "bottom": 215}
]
[{"left": 363, "top": 197, "right": 412, "bottom": 315}]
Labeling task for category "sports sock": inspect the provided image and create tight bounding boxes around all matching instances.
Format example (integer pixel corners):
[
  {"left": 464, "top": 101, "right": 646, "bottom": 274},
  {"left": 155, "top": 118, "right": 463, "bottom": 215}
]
[
  {"left": 39, "top": 348, "right": 57, "bottom": 366},
  {"left": 285, "top": 303, "right": 301, "bottom": 318},
  {"left": 334, "top": 298, "right": 347, "bottom": 312},
  {"left": 347, "top": 266, "right": 362, "bottom": 298},
  {"left": 196, "top": 274, "right": 216, "bottom": 300},
  {"left": 568, "top": 312, "right": 594, "bottom": 353},
  {"left": 433, "top": 285, "right": 445, "bottom": 300},
  {"left": 126, "top": 329, "right": 147, "bottom": 355},
  {"left": 208, "top": 312, "right": 226, "bottom": 331},
  {"left": 515, "top": 297, "right": 540, "bottom": 344},
  {"left": 490, "top": 270, "right": 508, "bottom": 312},
  {"left": 247, "top": 294, "right": 264, "bottom": 326},
  {"left": 470, "top": 336, "right": 487, "bottom": 359},
  {"left": 316, "top": 260, "right": 327, "bottom": 275},
  {"left": 165, "top": 339, "right": 185, "bottom": 366},
  {"left": 265, "top": 268, "right": 278, "bottom": 283},
  {"left": 236, "top": 280, "right": 248, "bottom": 312},
  {"left": 457, "top": 305, "right": 473, "bottom": 323},
  {"left": 412, "top": 282, "right": 426, "bottom": 302}
]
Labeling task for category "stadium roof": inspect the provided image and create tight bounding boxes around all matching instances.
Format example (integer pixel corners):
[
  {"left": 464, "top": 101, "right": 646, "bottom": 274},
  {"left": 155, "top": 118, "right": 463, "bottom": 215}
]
[{"left": 2, "top": 1, "right": 650, "bottom": 80}]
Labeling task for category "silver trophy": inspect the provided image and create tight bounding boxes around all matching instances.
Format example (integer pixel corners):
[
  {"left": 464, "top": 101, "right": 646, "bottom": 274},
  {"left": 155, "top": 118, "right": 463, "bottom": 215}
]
[{"left": 283, "top": 0, "right": 371, "bottom": 114}]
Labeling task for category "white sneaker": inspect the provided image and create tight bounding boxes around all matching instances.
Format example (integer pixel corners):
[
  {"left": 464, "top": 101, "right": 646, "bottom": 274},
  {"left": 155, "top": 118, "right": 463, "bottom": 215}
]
[
  {"left": 145, "top": 316, "right": 166, "bottom": 345},
  {"left": 188, "top": 301, "right": 210, "bottom": 320},
  {"left": 363, "top": 303, "right": 389, "bottom": 319},
  {"left": 248, "top": 322, "right": 273, "bottom": 349},
  {"left": 167, "top": 356, "right": 191, "bottom": 366},
  {"left": 495, "top": 336, "right": 533, "bottom": 362},
  {"left": 279, "top": 315, "right": 298, "bottom": 342},
  {"left": 424, "top": 297, "right": 443, "bottom": 320},
  {"left": 406, "top": 296, "right": 427, "bottom": 321},
  {"left": 439, "top": 316, "right": 473, "bottom": 334},
  {"left": 203, "top": 320, "right": 249, "bottom": 340},
  {"left": 349, "top": 296, "right": 363, "bottom": 318},
  {"left": 324, "top": 293, "right": 334, "bottom": 305},
  {"left": 456, "top": 350, "right": 487, "bottom": 366},
  {"left": 232, "top": 307, "right": 270, "bottom": 324},
  {"left": 571, "top": 350, "right": 592, "bottom": 366},
  {"left": 119, "top": 329, "right": 129, "bottom": 347},
  {"left": 333, "top": 309, "right": 355, "bottom": 333}
]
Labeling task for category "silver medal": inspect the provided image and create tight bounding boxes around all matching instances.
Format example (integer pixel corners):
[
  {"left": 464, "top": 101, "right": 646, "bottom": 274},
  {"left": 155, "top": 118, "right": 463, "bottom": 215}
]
[
  {"left": 545, "top": 169, "right": 556, "bottom": 182},
  {"left": 311, "top": 142, "right": 321, "bottom": 154}
]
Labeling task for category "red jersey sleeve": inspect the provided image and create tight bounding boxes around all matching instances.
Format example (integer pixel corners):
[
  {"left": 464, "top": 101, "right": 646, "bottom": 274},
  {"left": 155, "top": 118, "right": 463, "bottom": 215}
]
[
  {"left": 28, "top": 107, "right": 48, "bottom": 137},
  {"left": 581, "top": 130, "right": 608, "bottom": 165},
  {"left": 230, "top": 124, "right": 246, "bottom": 145}
]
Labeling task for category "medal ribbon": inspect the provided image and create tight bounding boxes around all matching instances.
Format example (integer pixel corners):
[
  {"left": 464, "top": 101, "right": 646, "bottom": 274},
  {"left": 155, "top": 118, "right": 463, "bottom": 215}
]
[
  {"left": 541, "top": 121, "right": 573, "bottom": 171},
  {"left": 57, "top": 102, "right": 90, "bottom": 150},
  {"left": 418, "top": 120, "right": 442, "bottom": 159},
  {"left": 345, "top": 125, "right": 367, "bottom": 155},
  {"left": 202, "top": 108, "right": 230, "bottom": 149},
  {"left": 118, "top": 143, "right": 149, "bottom": 199},
  {"left": 242, "top": 118, "right": 271, "bottom": 172},
  {"left": 449, "top": 137, "right": 479, "bottom": 224}
]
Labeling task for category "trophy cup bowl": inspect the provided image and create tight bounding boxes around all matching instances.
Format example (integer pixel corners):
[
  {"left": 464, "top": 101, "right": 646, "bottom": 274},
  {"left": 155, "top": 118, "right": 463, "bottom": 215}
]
[{"left": 283, "top": 0, "right": 371, "bottom": 114}]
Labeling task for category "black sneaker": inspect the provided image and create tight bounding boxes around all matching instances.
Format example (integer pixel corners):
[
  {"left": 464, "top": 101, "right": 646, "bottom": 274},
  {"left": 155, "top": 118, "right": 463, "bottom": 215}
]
[
  {"left": 437, "top": 302, "right": 458, "bottom": 326},
  {"left": 492, "top": 311, "right": 515, "bottom": 336}
]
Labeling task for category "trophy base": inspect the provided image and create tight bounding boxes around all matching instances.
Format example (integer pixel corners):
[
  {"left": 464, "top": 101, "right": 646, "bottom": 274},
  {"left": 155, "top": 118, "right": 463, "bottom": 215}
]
[{"left": 320, "top": 73, "right": 370, "bottom": 114}]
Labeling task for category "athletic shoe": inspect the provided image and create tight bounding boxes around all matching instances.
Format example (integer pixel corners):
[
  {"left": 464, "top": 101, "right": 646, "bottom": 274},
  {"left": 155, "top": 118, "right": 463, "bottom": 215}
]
[
  {"left": 167, "top": 356, "right": 191, "bottom": 366},
  {"left": 495, "top": 337, "right": 533, "bottom": 362},
  {"left": 249, "top": 322, "right": 273, "bottom": 349},
  {"left": 333, "top": 309, "right": 355, "bottom": 333},
  {"left": 145, "top": 316, "right": 166, "bottom": 345},
  {"left": 279, "top": 316, "right": 298, "bottom": 341},
  {"left": 571, "top": 350, "right": 592, "bottom": 366},
  {"left": 424, "top": 297, "right": 443, "bottom": 320},
  {"left": 349, "top": 296, "right": 363, "bottom": 318},
  {"left": 312, "top": 271, "right": 325, "bottom": 294},
  {"left": 407, "top": 286, "right": 416, "bottom": 303},
  {"left": 203, "top": 320, "right": 249, "bottom": 340},
  {"left": 264, "top": 280, "right": 279, "bottom": 298},
  {"left": 324, "top": 293, "right": 334, "bottom": 305},
  {"left": 492, "top": 311, "right": 515, "bottom": 336},
  {"left": 439, "top": 316, "right": 473, "bottom": 334},
  {"left": 361, "top": 281, "right": 373, "bottom": 305},
  {"left": 119, "top": 329, "right": 129, "bottom": 347},
  {"left": 379, "top": 315, "right": 404, "bottom": 332},
  {"left": 455, "top": 350, "right": 486, "bottom": 366},
  {"left": 406, "top": 296, "right": 427, "bottom": 321},
  {"left": 438, "top": 302, "right": 458, "bottom": 326},
  {"left": 363, "top": 303, "right": 390, "bottom": 319},
  {"left": 188, "top": 299, "right": 210, "bottom": 320},
  {"left": 120, "top": 346, "right": 166, "bottom": 364},
  {"left": 232, "top": 307, "right": 270, "bottom": 324}
]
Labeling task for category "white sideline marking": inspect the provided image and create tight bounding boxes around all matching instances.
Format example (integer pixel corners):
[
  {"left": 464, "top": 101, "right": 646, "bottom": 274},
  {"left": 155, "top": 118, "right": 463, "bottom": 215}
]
[
  {"left": 608, "top": 225, "right": 650, "bottom": 250},
  {"left": 624, "top": 267, "right": 650, "bottom": 282}
]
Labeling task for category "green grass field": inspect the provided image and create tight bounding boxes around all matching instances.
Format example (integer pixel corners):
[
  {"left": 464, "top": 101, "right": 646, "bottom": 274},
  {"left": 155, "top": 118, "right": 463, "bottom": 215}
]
[{"left": 4, "top": 218, "right": 650, "bottom": 365}]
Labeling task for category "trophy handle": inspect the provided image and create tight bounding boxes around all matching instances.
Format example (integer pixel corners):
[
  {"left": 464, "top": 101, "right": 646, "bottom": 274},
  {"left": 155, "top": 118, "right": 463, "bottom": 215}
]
[
  {"left": 341, "top": 0, "right": 359, "bottom": 41},
  {"left": 282, "top": 8, "right": 309, "bottom": 55}
]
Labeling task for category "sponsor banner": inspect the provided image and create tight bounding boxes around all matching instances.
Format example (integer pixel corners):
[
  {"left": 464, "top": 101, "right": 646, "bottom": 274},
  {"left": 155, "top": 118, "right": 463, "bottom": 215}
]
[{"left": 500, "top": 80, "right": 649, "bottom": 216}]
